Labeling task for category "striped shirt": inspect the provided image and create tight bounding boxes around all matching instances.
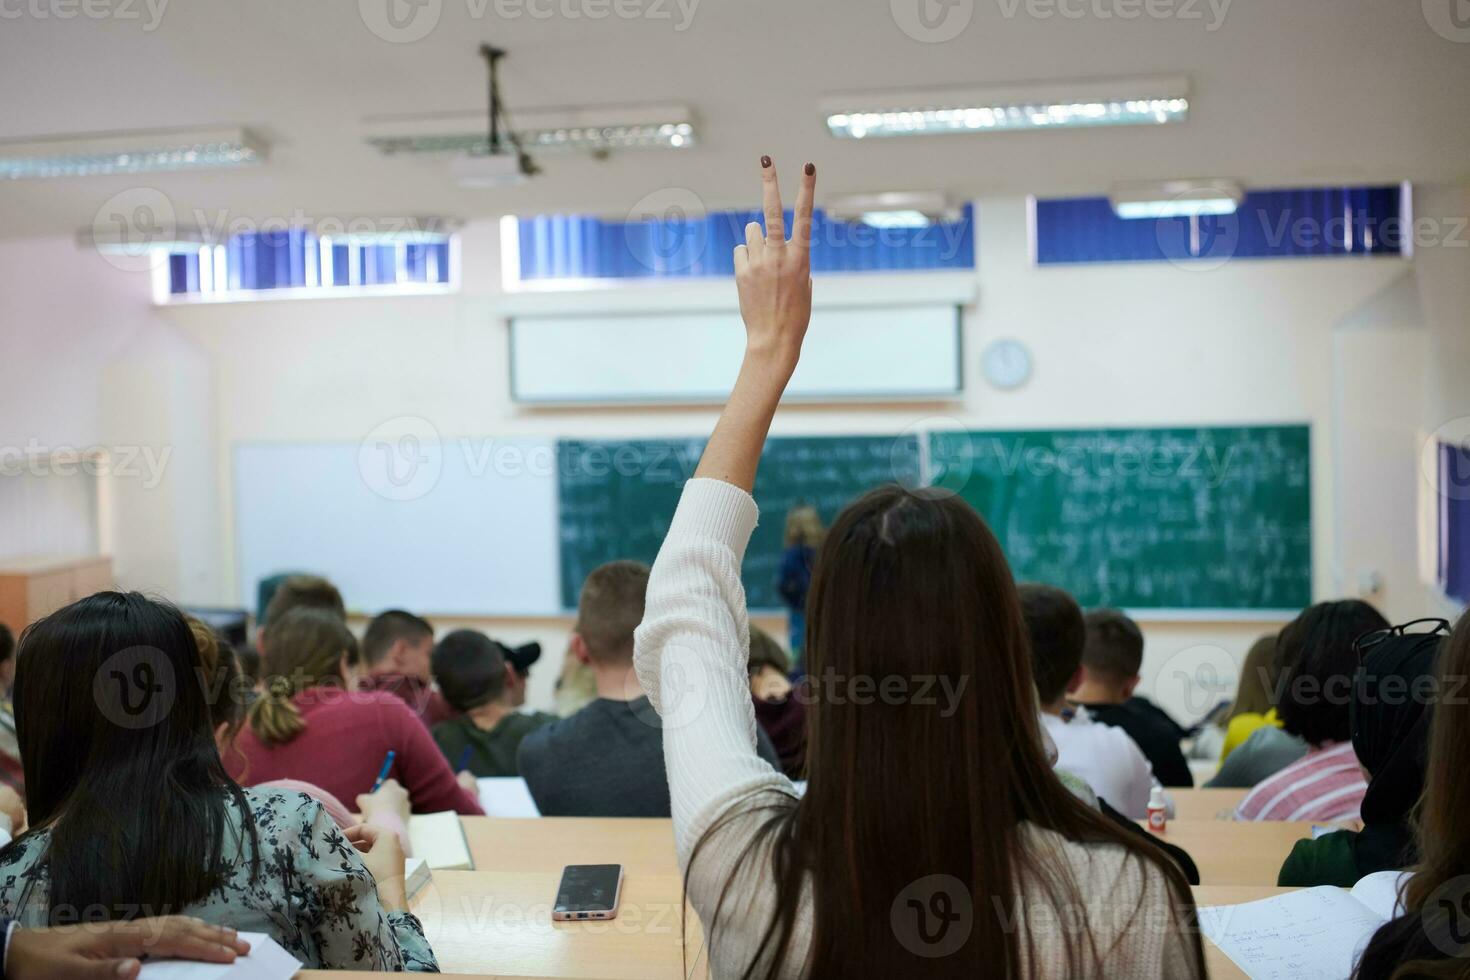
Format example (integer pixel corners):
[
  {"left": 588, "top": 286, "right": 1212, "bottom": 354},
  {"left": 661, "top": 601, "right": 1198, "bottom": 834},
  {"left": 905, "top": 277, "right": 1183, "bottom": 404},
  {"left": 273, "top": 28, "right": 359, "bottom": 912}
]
[{"left": 1234, "top": 740, "right": 1367, "bottom": 822}]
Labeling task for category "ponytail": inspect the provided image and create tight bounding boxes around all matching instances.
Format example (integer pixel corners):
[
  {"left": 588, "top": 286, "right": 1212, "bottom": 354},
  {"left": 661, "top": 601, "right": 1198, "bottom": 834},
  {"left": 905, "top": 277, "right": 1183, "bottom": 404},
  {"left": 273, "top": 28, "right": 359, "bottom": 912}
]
[
  {"left": 247, "top": 608, "right": 357, "bottom": 747},
  {"left": 246, "top": 675, "right": 306, "bottom": 746}
]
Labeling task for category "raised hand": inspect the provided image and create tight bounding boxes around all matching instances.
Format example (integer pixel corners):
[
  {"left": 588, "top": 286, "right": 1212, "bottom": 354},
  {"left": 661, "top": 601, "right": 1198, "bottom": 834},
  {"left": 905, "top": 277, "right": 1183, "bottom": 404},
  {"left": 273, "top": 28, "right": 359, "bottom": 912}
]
[{"left": 734, "top": 156, "right": 817, "bottom": 371}]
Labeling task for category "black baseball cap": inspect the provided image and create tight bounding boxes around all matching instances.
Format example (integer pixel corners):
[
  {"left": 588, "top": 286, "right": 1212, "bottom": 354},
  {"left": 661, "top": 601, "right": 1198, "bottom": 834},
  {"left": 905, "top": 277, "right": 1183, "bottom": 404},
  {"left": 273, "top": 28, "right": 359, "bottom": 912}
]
[{"left": 503, "top": 641, "right": 542, "bottom": 677}]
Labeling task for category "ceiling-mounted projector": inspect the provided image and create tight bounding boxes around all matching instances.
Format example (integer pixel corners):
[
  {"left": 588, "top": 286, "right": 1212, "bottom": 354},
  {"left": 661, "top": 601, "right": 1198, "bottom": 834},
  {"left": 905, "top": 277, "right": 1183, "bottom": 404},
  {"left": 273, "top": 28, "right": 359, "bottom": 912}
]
[{"left": 451, "top": 152, "right": 531, "bottom": 188}]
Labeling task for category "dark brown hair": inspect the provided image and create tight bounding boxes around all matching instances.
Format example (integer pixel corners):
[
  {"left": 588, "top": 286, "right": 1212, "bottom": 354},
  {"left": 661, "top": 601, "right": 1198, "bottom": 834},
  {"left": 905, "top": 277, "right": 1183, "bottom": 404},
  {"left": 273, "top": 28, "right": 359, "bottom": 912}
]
[
  {"left": 1277, "top": 599, "right": 1389, "bottom": 746},
  {"left": 1081, "top": 608, "right": 1145, "bottom": 682},
  {"left": 262, "top": 575, "right": 345, "bottom": 631},
  {"left": 361, "top": 609, "right": 434, "bottom": 667},
  {"left": 689, "top": 486, "right": 1203, "bottom": 978},
  {"left": 747, "top": 625, "right": 791, "bottom": 677},
  {"left": 574, "top": 560, "right": 649, "bottom": 663},
  {"left": 1018, "top": 583, "right": 1085, "bottom": 703}
]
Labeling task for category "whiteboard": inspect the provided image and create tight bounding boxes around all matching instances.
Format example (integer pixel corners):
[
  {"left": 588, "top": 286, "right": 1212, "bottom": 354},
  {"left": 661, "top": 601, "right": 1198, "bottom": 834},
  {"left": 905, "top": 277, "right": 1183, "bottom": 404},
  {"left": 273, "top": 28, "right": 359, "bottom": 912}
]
[
  {"left": 234, "top": 436, "right": 561, "bottom": 616},
  {"left": 510, "top": 305, "right": 962, "bottom": 404}
]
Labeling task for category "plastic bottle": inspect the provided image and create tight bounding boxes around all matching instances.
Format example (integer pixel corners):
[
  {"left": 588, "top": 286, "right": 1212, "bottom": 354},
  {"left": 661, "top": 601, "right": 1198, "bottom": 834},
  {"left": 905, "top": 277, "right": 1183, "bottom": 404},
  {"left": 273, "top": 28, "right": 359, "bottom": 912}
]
[{"left": 1146, "top": 785, "right": 1167, "bottom": 833}]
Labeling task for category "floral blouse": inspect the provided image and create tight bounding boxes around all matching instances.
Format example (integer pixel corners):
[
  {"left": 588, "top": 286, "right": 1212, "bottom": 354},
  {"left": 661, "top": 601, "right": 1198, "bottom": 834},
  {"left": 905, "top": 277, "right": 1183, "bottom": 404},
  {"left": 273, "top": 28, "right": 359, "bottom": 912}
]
[{"left": 0, "top": 787, "right": 438, "bottom": 972}]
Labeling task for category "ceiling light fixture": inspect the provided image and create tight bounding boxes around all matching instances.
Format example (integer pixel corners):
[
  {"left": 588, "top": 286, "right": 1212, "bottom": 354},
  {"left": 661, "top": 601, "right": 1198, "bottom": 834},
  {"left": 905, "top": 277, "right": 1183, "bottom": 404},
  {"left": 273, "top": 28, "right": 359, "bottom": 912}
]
[
  {"left": 0, "top": 127, "right": 266, "bottom": 179},
  {"left": 1109, "top": 179, "right": 1243, "bottom": 218},
  {"left": 824, "top": 191, "right": 961, "bottom": 228},
  {"left": 363, "top": 104, "right": 696, "bottom": 156}
]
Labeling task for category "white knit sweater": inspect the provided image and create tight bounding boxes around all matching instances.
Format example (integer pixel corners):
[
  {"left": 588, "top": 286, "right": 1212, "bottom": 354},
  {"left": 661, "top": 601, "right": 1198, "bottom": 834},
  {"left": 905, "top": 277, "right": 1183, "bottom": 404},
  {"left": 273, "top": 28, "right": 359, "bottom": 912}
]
[{"left": 633, "top": 478, "right": 1200, "bottom": 979}]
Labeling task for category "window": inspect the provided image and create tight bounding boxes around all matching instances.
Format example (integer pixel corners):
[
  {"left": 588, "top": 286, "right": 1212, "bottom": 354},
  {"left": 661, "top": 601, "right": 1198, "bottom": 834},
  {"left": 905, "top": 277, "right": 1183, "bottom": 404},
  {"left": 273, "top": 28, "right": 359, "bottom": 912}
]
[
  {"left": 1441, "top": 441, "right": 1470, "bottom": 603},
  {"left": 1032, "top": 185, "right": 1407, "bottom": 265},
  {"left": 508, "top": 204, "right": 975, "bottom": 286},
  {"left": 162, "top": 228, "right": 456, "bottom": 301}
]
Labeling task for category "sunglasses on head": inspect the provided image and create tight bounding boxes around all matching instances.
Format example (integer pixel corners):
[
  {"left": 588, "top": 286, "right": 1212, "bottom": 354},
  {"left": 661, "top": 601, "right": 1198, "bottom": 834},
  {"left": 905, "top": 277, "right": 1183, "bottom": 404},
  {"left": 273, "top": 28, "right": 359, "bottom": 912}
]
[{"left": 1353, "top": 618, "right": 1451, "bottom": 665}]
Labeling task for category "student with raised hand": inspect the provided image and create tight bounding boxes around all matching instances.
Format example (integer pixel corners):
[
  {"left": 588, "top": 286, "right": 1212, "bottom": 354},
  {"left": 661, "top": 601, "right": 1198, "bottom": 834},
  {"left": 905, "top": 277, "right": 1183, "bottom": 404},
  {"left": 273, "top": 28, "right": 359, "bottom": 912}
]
[
  {"left": 1075, "top": 608, "right": 1193, "bottom": 787},
  {"left": 359, "top": 609, "right": 457, "bottom": 726},
  {"left": 632, "top": 157, "right": 1202, "bottom": 978},
  {"left": 230, "top": 606, "right": 483, "bottom": 815},
  {"left": 0, "top": 592, "right": 437, "bottom": 970},
  {"left": 1356, "top": 612, "right": 1469, "bottom": 975},
  {"left": 1279, "top": 623, "right": 1444, "bottom": 888},
  {"left": 1235, "top": 600, "right": 1390, "bottom": 822},
  {"left": 431, "top": 629, "right": 556, "bottom": 777},
  {"left": 1021, "top": 584, "right": 1159, "bottom": 819}
]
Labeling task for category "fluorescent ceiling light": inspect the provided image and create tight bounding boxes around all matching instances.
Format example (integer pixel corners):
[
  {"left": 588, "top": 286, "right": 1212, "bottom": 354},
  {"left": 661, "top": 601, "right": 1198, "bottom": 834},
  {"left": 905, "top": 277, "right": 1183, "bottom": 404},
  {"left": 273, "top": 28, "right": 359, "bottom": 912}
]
[
  {"left": 824, "top": 191, "right": 960, "bottom": 227},
  {"left": 0, "top": 127, "right": 266, "bottom": 179},
  {"left": 362, "top": 104, "right": 696, "bottom": 155},
  {"left": 1110, "top": 179, "right": 1243, "bottom": 219},
  {"left": 822, "top": 76, "right": 1188, "bottom": 139}
]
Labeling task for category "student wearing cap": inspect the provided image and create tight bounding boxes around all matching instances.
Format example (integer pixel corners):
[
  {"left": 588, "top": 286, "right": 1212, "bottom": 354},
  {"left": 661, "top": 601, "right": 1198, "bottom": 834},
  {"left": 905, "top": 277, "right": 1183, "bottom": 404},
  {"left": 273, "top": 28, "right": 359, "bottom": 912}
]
[{"left": 430, "top": 630, "right": 557, "bottom": 777}]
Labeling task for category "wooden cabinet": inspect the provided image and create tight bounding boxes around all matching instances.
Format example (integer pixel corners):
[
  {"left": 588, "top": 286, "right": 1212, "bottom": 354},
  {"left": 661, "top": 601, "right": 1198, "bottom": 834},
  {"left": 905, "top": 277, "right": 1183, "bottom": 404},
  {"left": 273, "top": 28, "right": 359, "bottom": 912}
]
[{"left": 0, "top": 556, "right": 114, "bottom": 633}]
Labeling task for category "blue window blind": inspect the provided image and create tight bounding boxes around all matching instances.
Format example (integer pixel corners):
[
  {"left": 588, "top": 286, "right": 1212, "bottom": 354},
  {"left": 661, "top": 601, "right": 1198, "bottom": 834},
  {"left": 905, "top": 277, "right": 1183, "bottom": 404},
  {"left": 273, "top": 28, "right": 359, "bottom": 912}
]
[
  {"left": 516, "top": 204, "right": 974, "bottom": 281},
  {"left": 1441, "top": 442, "right": 1470, "bottom": 603},
  {"left": 1034, "top": 186, "right": 1405, "bottom": 265},
  {"left": 166, "top": 231, "right": 452, "bottom": 296}
]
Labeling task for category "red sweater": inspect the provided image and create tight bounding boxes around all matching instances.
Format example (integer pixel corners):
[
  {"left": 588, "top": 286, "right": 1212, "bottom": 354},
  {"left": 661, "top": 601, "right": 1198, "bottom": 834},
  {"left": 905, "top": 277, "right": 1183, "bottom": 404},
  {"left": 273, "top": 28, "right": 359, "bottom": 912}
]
[{"left": 228, "top": 687, "right": 482, "bottom": 816}]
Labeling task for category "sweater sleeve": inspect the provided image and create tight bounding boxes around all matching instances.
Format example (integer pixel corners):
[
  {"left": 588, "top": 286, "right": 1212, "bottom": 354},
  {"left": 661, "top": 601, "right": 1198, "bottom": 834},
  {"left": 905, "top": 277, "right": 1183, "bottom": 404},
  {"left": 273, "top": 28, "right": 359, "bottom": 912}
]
[
  {"left": 390, "top": 701, "right": 484, "bottom": 816},
  {"left": 633, "top": 478, "right": 795, "bottom": 865}
]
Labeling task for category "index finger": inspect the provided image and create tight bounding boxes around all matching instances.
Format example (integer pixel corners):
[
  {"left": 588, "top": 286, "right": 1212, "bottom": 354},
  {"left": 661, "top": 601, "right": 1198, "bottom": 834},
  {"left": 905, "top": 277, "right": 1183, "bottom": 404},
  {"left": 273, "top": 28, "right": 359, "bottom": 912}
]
[
  {"left": 791, "top": 162, "right": 816, "bottom": 251},
  {"left": 760, "top": 155, "right": 785, "bottom": 246}
]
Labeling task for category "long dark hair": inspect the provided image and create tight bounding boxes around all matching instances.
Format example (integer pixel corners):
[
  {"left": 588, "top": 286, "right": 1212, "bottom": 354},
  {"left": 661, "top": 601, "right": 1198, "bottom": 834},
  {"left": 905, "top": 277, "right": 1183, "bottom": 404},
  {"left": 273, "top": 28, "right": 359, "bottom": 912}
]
[
  {"left": 1276, "top": 599, "right": 1390, "bottom": 746},
  {"left": 690, "top": 486, "right": 1203, "bottom": 978},
  {"left": 7, "top": 592, "right": 258, "bottom": 923}
]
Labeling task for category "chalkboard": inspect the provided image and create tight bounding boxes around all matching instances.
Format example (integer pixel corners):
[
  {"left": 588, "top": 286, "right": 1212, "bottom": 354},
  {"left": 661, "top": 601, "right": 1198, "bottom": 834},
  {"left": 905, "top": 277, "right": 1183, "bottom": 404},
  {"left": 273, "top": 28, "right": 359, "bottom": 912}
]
[
  {"left": 927, "top": 426, "right": 1312, "bottom": 610},
  {"left": 557, "top": 435, "right": 922, "bottom": 609}
]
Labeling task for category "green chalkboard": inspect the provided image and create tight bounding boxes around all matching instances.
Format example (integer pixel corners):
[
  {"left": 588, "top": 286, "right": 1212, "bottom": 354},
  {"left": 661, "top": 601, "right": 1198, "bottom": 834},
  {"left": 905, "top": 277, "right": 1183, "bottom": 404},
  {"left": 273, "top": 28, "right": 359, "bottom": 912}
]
[
  {"left": 557, "top": 435, "right": 922, "bottom": 609},
  {"left": 927, "top": 426, "right": 1312, "bottom": 610}
]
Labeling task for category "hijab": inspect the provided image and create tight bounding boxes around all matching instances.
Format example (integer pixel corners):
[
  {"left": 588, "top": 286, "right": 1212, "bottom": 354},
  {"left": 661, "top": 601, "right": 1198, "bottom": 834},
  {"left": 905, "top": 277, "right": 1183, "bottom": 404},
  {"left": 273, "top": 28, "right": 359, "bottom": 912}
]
[{"left": 1348, "top": 632, "right": 1444, "bottom": 877}]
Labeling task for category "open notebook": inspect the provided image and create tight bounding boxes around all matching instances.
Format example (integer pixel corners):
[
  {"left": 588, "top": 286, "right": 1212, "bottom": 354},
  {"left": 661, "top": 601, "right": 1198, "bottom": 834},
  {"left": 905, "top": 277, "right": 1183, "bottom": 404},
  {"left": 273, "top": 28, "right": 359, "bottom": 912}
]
[
  {"left": 407, "top": 811, "right": 475, "bottom": 870},
  {"left": 1199, "top": 871, "right": 1411, "bottom": 980}
]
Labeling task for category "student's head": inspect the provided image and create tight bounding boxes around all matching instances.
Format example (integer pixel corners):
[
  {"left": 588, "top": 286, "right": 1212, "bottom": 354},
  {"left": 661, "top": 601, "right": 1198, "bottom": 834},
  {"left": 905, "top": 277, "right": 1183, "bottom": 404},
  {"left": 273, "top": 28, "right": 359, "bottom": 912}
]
[
  {"left": 1080, "top": 608, "right": 1145, "bottom": 699},
  {"left": 13, "top": 592, "right": 258, "bottom": 919},
  {"left": 571, "top": 560, "right": 649, "bottom": 669},
  {"left": 1018, "top": 583, "right": 1086, "bottom": 705},
  {"left": 259, "top": 575, "right": 344, "bottom": 655},
  {"left": 503, "top": 642, "right": 542, "bottom": 708},
  {"left": 432, "top": 629, "right": 517, "bottom": 713},
  {"left": 248, "top": 607, "right": 359, "bottom": 747},
  {"left": 362, "top": 609, "right": 435, "bottom": 681},
  {"left": 783, "top": 505, "right": 824, "bottom": 548},
  {"left": 0, "top": 622, "right": 14, "bottom": 692},
  {"left": 1276, "top": 599, "right": 1389, "bottom": 747},
  {"left": 1227, "top": 634, "right": 1280, "bottom": 721},
  {"left": 691, "top": 486, "right": 1201, "bottom": 977},
  {"left": 189, "top": 617, "right": 251, "bottom": 751},
  {"left": 747, "top": 625, "right": 791, "bottom": 701}
]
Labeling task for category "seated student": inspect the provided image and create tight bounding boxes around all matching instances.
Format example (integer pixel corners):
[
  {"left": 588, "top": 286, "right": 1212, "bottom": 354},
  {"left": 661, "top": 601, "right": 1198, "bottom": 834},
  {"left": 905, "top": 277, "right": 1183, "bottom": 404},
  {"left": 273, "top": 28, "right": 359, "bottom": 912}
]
[
  {"left": 747, "top": 625, "right": 806, "bottom": 778},
  {"left": 259, "top": 573, "right": 344, "bottom": 633},
  {"left": 1021, "top": 584, "right": 1158, "bottom": 819},
  {"left": 192, "top": 616, "right": 412, "bottom": 851},
  {"left": 357, "top": 609, "right": 456, "bottom": 726},
  {"left": 0, "top": 625, "right": 20, "bottom": 794},
  {"left": 1206, "top": 631, "right": 1311, "bottom": 788},
  {"left": 632, "top": 158, "right": 1202, "bottom": 978},
  {"left": 1219, "top": 634, "right": 1286, "bottom": 760},
  {"left": 431, "top": 629, "right": 556, "bottom": 777},
  {"left": 1279, "top": 624, "right": 1442, "bottom": 888},
  {"left": 1235, "top": 600, "right": 1389, "bottom": 822},
  {"left": 4, "top": 915, "right": 251, "bottom": 980},
  {"left": 230, "top": 607, "right": 482, "bottom": 815},
  {"left": 1075, "top": 609, "right": 1194, "bottom": 787},
  {"left": 0, "top": 592, "right": 437, "bottom": 970},
  {"left": 518, "top": 560, "right": 781, "bottom": 817},
  {"left": 1356, "top": 613, "right": 1467, "bottom": 975}
]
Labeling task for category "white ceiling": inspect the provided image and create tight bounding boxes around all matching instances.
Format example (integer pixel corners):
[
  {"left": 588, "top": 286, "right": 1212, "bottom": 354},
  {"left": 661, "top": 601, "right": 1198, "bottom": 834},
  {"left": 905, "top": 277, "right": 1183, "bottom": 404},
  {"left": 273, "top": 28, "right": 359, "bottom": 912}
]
[{"left": 1, "top": 0, "right": 1467, "bottom": 241}]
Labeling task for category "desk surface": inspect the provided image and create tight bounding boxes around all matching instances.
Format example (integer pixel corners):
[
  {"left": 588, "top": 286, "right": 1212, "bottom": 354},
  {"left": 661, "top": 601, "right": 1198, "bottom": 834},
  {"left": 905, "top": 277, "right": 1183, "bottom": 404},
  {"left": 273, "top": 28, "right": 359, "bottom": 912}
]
[
  {"left": 1170, "top": 787, "right": 1248, "bottom": 821},
  {"left": 1153, "top": 819, "right": 1309, "bottom": 885}
]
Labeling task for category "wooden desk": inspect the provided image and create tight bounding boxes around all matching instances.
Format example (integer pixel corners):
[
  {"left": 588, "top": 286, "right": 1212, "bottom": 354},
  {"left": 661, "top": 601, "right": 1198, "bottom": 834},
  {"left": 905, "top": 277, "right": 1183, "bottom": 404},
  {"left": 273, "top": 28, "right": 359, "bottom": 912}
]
[
  {"left": 1193, "top": 885, "right": 1296, "bottom": 979},
  {"left": 1150, "top": 819, "right": 1310, "bottom": 885},
  {"left": 1170, "top": 787, "right": 1248, "bottom": 821},
  {"left": 460, "top": 817, "right": 680, "bottom": 876}
]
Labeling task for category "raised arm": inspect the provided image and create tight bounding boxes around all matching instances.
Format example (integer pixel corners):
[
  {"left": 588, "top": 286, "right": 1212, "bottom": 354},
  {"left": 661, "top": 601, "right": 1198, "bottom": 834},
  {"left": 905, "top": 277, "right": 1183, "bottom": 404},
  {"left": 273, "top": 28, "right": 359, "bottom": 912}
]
[{"left": 694, "top": 156, "right": 816, "bottom": 489}]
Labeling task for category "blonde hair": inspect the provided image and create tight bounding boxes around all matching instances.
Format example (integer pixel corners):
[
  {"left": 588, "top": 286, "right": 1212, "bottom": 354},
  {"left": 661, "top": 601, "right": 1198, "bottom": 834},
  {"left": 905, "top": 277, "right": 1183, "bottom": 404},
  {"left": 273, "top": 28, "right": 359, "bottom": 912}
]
[
  {"left": 784, "top": 505, "right": 824, "bottom": 547},
  {"left": 247, "top": 607, "right": 357, "bottom": 747}
]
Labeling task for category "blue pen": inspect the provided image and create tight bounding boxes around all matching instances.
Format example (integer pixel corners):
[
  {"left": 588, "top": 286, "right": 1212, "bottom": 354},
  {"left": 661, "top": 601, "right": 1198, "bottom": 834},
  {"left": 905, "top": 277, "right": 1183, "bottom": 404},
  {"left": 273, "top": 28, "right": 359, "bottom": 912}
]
[
  {"left": 455, "top": 747, "right": 472, "bottom": 773},
  {"left": 371, "top": 750, "right": 396, "bottom": 792}
]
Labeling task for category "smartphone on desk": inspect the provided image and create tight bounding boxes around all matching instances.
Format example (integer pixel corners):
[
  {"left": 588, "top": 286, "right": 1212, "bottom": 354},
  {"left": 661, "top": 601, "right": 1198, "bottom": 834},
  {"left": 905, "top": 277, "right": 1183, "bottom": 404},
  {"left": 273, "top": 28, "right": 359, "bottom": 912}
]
[{"left": 552, "top": 864, "right": 624, "bottom": 921}]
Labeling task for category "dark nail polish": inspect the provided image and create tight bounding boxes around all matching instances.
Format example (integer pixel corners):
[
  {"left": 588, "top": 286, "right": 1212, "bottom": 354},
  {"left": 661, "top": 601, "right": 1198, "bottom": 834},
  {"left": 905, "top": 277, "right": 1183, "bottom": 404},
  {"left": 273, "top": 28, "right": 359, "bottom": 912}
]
[
  {"left": 804, "top": 162, "right": 815, "bottom": 176},
  {"left": 761, "top": 155, "right": 772, "bottom": 168}
]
